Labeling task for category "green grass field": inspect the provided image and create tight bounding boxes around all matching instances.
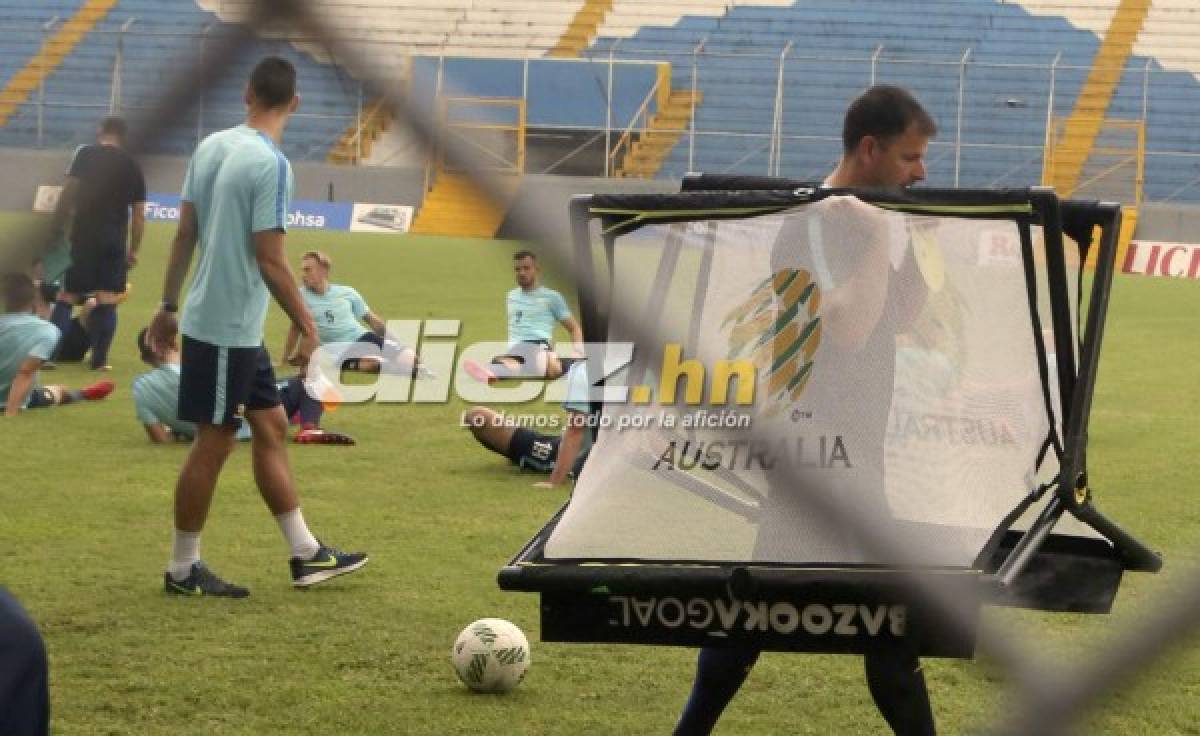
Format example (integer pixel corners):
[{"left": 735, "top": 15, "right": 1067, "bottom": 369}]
[{"left": 1, "top": 215, "right": 1198, "bottom": 735}]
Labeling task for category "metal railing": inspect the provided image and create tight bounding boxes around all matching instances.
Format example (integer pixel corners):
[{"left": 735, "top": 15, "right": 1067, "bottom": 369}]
[{"left": 3, "top": 24, "right": 1199, "bottom": 198}]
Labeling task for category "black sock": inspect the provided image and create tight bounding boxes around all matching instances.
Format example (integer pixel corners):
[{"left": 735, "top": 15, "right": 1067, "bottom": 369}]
[
  {"left": 674, "top": 647, "right": 761, "bottom": 735},
  {"left": 87, "top": 304, "right": 117, "bottom": 369},
  {"left": 865, "top": 648, "right": 936, "bottom": 736},
  {"left": 48, "top": 302, "right": 73, "bottom": 354}
]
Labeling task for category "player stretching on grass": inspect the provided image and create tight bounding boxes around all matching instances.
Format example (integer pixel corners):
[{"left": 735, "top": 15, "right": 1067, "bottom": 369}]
[
  {"left": 0, "top": 273, "right": 113, "bottom": 417},
  {"left": 148, "top": 57, "right": 366, "bottom": 598},
  {"left": 463, "top": 361, "right": 593, "bottom": 488},
  {"left": 673, "top": 85, "right": 939, "bottom": 736},
  {"left": 284, "top": 249, "right": 432, "bottom": 378},
  {"left": 464, "top": 250, "right": 584, "bottom": 383},
  {"left": 135, "top": 326, "right": 354, "bottom": 445}
]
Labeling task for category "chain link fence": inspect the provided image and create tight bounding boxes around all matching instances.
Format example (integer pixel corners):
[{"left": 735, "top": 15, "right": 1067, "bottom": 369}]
[{"left": 1, "top": 2, "right": 1196, "bottom": 733}]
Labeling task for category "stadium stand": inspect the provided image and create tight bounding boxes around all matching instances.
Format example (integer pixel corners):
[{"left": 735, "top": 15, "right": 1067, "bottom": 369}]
[
  {"left": 0, "top": 0, "right": 1196, "bottom": 202},
  {"left": 0, "top": 0, "right": 358, "bottom": 161}
]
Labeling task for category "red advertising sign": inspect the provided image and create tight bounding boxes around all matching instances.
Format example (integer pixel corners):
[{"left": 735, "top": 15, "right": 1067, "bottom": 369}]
[{"left": 1122, "top": 241, "right": 1200, "bottom": 279}]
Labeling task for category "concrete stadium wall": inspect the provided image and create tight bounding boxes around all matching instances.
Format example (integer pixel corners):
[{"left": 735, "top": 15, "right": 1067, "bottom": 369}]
[{"left": 1, "top": 147, "right": 1195, "bottom": 244}]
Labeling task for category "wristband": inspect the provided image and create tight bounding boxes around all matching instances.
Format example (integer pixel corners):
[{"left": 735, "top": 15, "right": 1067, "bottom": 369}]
[{"left": 160, "top": 301, "right": 178, "bottom": 313}]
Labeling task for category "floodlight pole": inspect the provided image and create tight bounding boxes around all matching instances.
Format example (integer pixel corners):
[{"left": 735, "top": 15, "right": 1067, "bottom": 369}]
[
  {"left": 197, "top": 23, "right": 214, "bottom": 147},
  {"left": 38, "top": 16, "right": 59, "bottom": 148},
  {"left": 1043, "top": 52, "right": 1061, "bottom": 184},
  {"left": 605, "top": 38, "right": 622, "bottom": 177},
  {"left": 110, "top": 19, "right": 136, "bottom": 114},
  {"left": 955, "top": 47, "right": 971, "bottom": 187},
  {"left": 1140, "top": 57, "right": 1151, "bottom": 126},
  {"left": 770, "top": 40, "right": 794, "bottom": 176},
  {"left": 688, "top": 36, "right": 707, "bottom": 173}
]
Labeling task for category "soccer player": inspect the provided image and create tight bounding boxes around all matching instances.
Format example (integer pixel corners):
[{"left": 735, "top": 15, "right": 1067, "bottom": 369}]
[
  {"left": 283, "top": 249, "right": 430, "bottom": 377},
  {"left": 0, "top": 273, "right": 113, "bottom": 417},
  {"left": 464, "top": 250, "right": 584, "bottom": 383},
  {"left": 463, "top": 361, "right": 593, "bottom": 488},
  {"left": 134, "top": 326, "right": 353, "bottom": 445},
  {"left": 50, "top": 287, "right": 132, "bottom": 365},
  {"left": 49, "top": 116, "right": 146, "bottom": 371},
  {"left": 673, "top": 85, "right": 939, "bottom": 736},
  {"left": 0, "top": 586, "right": 48, "bottom": 736},
  {"left": 146, "top": 57, "right": 366, "bottom": 598}
]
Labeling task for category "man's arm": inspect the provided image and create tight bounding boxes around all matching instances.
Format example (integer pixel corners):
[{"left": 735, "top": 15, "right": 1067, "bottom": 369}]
[
  {"left": 127, "top": 201, "right": 145, "bottom": 268},
  {"left": 148, "top": 201, "right": 199, "bottom": 352},
  {"left": 283, "top": 323, "right": 300, "bottom": 365},
  {"left": 4, "top": 357, "right": 42, "bottom": 417},
  {"left": 50, "top": 178, "right": 78, "bottom": 238},
  {"left": 539, "top": 416, "right": 586, "bottom": 487},
  {"left": 559, "top": 316, "right": 585, "bottom": 357},
  {"left": 143, "top": 423, "right": 175, "bottom": 444},
  {"left": 255, "top": 229, "right": 317, "bottom": 362},
  {"left": 363, "top": 312, "right": 387, "bottom": 337}
]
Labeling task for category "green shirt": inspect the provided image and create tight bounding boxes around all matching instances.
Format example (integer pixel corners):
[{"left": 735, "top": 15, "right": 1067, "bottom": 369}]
[{"left": 180, "top": 125, "right": 294, "bottom": 347}]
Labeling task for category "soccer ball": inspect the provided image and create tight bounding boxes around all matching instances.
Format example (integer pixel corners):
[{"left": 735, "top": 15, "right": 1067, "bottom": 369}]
[{"left": 451, "top": 618, "right": 531, "bottom": 693}]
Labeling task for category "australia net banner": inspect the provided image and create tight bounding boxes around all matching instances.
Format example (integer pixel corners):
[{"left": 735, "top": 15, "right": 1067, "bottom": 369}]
[{"left": 546, "top": 196, "right": 1080, "bottom": 568}]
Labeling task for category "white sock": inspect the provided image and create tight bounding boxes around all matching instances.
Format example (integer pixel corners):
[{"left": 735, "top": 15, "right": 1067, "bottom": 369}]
[
  {"left": 168, "top": 530, "right": 201, "bottom": 581},
  {"left": 275, "top": 509, "right": 320, "bottom": 560}
]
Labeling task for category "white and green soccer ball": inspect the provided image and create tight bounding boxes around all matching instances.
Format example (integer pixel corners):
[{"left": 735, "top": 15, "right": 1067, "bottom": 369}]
[{"left": 451, "top": 618, "right": 530, "bottom": 694}]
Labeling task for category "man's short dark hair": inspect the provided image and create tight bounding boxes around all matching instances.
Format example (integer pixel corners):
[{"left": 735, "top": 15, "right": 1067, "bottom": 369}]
[
  {"left": 513, "top": 250, "right": 537, "bottom": 262},
  {"left": 99, "top": 116, "right": 127, "bottom": 141},
  {"left": 249, "top": 56, "right": 296, "bottom": 109},
  {"left": 842, "top": 85, "right": 937, "bottom": 153},
  {"left": 136, "top": 327, "right": 157, "bottom": 365},
  {"left": 2, "top": 273, "right": 35, "bottom": 312}
]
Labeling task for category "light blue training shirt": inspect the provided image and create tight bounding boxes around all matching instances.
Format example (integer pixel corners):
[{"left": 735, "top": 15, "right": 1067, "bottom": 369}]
[
  {"left": 506, "top": 285, "right": 571, "bottom": 344},
  {"left": 303, "top": 283, "right": 371, "bottom": 345},
  {"left": 0, "top": 313, "right": 59, "bottom": 409},
  {"left": 179, "top": 124, "right": 294, "bottom": 347},
  {"left": 133, "top": 363, "right": 253, "bottom": 440}
]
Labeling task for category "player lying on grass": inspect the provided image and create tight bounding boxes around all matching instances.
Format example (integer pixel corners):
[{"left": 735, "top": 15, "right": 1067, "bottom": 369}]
[
  {"left": 0, "top": 273, "right": 113, "bottom": 417},
  {"left": 463, "top": 250, "right": 584, "bottom": 384},
  {"left": 134, "top": 326, "right": 354, "bottom": 445},
  {"left": 283, "top": 249, "right": 433, "bottom": 378},
  {"left": 462, "top": 361, "right": 592, "bottom": 488}
]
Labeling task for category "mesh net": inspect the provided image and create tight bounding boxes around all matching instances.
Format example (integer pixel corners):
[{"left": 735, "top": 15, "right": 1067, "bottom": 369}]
[{"left": 546, "top": 196, "right": 1068, "bottom": 566}]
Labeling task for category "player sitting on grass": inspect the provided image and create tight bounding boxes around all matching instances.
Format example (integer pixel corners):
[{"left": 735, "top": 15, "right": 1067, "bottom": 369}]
[
  {"left": 462, "top": 361, "right": 592, "bottom": 488},
  {"left": 0, "top": 273, "right": 113, "bottom": 417},
  {"left": 284, "top": 249, "right": 432, "bottom": 378},
  {"left": 134, "top": 326, "right": 354, "bottom": 445},
  {"left": 463, "top": 250, "right": 584, "bottom": 384}
]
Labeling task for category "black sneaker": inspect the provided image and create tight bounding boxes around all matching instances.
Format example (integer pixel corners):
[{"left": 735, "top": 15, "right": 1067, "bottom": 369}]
[
  {"left": 290, "top": 543, "right": 368, "bottom": 588},
  {"left": 163, "top": 561, "right": 249, "bottom": 598}
]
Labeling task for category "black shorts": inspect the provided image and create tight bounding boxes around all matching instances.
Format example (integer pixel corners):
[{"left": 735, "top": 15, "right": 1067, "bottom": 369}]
[
  {"left": 26, "top": 388, "right": 55, "bottom": 409},
  {"left": 55, "top": 319, "right": 90, "bottom": 362},
  {"left": 64, "top": 241, "right": 126, "bottom": 294},
  {"left": 507, "top": 428, "right": 560, "bottom": 473},
  {"left": 178, "top": 336, "right": 281, "bottom": 427}
]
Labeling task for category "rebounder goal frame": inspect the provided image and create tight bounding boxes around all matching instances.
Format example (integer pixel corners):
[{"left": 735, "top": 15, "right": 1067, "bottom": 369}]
[{"left": 499, "top": 179, "right": 1160, "bottom": 659}]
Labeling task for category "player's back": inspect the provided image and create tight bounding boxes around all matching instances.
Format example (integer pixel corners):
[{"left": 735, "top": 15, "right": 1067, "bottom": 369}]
[
  {"left": 0, "top": 314, "right": 59, "bottom": 402},
  {"left": 69, "top": 143, "right": 145, "bottom": 238},
  {"left": 180, "top": 125, "right": 293, "bottom": 348}
]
